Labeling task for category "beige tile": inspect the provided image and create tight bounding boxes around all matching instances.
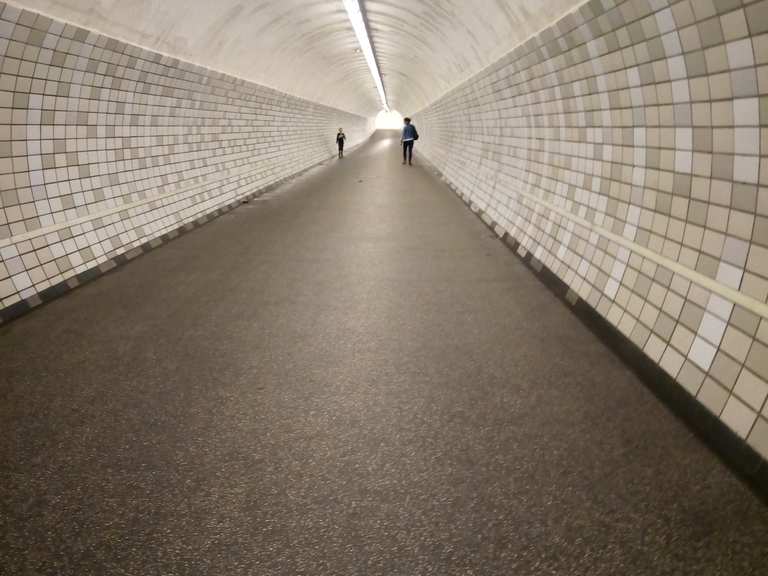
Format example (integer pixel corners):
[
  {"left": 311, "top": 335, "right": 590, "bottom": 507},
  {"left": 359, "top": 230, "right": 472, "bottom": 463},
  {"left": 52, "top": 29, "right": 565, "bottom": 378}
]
[
  {"left": 747, "top": 417, "right": 768, "bottom": 459},
  {"left": 720, "top": 9, "right": 749, "bottom": 42},
  {"left": 710, "top": 351, "right": 743, "bottom": 389},
  {"left": 734, "top": 368, "right": 768, "bottom": 410},
  {"left": 698, "top": 377, "right": 730, "bottom": 415},
  {"left": 721, "top": 395, "right": 758, "bottom": 438}
]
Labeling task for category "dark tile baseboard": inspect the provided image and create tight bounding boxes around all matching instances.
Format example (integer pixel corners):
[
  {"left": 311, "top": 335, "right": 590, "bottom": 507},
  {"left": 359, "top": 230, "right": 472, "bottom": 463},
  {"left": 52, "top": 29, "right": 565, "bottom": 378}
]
[
  {"left": 421, "top": 158, "right": 768, "bottom": 505},
  {"left": 0, "top": 146, "right": 363, "bottom": 326}
]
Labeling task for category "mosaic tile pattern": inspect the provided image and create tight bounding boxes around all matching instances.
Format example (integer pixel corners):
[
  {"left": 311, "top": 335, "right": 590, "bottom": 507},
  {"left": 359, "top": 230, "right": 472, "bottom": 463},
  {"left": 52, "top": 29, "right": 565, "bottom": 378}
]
[
  {"left": 0, "top": 2, "right": 372, "bottom": 318},
  {"left": 415, "top": 0, "right": 768, "bottom": 459}
]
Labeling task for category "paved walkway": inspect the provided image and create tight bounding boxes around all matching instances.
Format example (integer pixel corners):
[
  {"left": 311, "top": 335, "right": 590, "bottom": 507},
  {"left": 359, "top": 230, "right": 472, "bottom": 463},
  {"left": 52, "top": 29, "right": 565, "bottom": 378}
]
[{"left": 1, "top": 131, "right": 766, "bottom": 575}]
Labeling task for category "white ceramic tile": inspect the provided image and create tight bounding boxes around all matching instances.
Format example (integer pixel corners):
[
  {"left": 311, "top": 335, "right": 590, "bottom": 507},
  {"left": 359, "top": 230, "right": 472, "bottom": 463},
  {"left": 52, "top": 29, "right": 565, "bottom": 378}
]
[{"left": 689, "top": 336, "right": 718, "bottom": 371}]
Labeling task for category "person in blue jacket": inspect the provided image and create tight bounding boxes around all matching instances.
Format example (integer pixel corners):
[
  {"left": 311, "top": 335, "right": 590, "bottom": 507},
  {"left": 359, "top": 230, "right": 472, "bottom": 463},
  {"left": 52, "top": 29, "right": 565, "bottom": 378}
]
[{"left": 401, "top": 117, "right": 418, "bottom": 165}]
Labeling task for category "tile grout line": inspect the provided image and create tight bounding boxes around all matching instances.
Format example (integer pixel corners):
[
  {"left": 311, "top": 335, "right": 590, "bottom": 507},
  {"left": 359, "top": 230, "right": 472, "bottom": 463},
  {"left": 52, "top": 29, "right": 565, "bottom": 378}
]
[
  {"left": 0, "top": 141, "right": 369, "bottom": 325},
  {"left": 422, "top": 162, "right": 768, "bottom": 321},
  {"left": 418, "top": 155, "right": 768, "bottom": 504}
]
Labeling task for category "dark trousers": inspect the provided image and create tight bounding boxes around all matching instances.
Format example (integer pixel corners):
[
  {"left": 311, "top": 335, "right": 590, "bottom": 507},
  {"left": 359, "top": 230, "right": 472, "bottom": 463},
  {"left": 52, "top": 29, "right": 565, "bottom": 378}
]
[
  {"left": 338, "top": 143, "right": 344, "bottom": 158},
  {"left": 403, "top": 140, "right": 414, "bottom": 163}
]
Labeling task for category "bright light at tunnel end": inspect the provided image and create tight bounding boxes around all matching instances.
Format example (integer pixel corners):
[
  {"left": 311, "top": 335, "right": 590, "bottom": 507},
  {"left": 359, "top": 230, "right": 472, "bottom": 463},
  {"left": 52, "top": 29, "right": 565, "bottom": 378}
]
[{"left": 342, "top": 0, "right": 389, "bottom": 112}]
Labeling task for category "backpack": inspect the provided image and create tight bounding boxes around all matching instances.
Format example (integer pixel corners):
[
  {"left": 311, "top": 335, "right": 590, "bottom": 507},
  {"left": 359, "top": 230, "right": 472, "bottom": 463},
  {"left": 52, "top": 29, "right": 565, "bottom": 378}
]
[{"left": 413, "top": 127, "right": 419, "bottom": 141}]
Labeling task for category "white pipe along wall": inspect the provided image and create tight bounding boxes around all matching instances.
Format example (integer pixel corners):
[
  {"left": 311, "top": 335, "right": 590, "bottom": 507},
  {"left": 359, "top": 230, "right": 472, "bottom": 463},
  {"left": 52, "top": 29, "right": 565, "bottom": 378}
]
[
  {"left": 0, "top": 1, "right": 374, "bottom": 319},
  {"left": 414, "top": 0, "right": 768, "bottom": 460},
  {"left": 0, "top": 0, "right": 767, "bottom": 468}
]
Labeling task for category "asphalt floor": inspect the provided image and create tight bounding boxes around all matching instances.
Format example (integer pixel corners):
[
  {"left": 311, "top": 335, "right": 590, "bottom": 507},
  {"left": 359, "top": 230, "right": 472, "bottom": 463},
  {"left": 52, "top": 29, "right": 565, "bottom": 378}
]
[{"left": 1, "top": 131, "right": 766, "bottom": 575}]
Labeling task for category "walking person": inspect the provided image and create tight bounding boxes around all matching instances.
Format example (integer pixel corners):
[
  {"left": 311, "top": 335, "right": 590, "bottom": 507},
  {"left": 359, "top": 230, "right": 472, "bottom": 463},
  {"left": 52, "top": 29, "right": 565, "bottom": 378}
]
[
  {"left": 401, "top": 117, "right": 418, "bottom": 165},
  {"left": 336, "top": 127, "right": 346, "bottom": 158}
]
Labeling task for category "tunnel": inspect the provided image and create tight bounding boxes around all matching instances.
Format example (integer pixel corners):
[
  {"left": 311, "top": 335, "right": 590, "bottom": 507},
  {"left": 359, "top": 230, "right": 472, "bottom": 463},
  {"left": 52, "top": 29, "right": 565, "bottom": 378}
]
[{"left": 1, "top": 0, "right": 767, "bottom": 573}]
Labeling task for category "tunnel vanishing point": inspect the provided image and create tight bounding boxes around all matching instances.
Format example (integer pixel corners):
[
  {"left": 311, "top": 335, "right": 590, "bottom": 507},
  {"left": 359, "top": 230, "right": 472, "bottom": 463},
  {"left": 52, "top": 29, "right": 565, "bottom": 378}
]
[{"left": 1, "top": 0, "right": 768, "bottom": 574}]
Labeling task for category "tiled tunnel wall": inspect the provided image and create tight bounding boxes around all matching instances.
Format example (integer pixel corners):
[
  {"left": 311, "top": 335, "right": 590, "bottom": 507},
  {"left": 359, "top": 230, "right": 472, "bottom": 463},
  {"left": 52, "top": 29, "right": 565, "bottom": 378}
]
[
  {"left": 0, "top": 1, "right": 372, "bottom": 318},
  {"left": 416, "top": 0, "right": 768, "bottom": 458}
]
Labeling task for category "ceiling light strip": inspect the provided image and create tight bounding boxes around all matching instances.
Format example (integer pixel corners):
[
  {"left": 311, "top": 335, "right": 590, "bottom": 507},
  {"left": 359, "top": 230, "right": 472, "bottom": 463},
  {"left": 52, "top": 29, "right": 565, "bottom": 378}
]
[{"left": 342, "top": 0, "right": 388, "bottom": 111}]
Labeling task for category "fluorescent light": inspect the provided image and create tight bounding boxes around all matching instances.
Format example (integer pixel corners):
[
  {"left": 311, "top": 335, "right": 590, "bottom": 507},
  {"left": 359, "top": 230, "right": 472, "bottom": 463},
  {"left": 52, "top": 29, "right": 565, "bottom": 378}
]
[{"left": 342, "top": 0, "right": 389, "bottom": 111}]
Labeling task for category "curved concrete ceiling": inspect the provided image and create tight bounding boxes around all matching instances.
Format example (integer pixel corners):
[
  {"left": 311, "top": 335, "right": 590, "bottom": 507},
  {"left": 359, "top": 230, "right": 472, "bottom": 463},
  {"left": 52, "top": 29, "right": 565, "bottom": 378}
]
[
  {"left": 365, "top": 0, "right": 582, "bottom": 114},
  {"left": 13, "top": 0, "right": 383, "bottom": 116},
  {"left": 16, "top": 0, "right": 582, "bottom": 117}
]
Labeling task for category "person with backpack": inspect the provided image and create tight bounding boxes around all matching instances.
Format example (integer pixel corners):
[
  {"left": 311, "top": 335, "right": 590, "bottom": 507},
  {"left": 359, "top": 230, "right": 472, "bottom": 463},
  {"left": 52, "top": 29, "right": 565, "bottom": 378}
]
[
  {"left": 401, "top": 117, "right": 418, "bottom": 165},
  {"left": 336, "top": 128, "right": 346, "bottom": 158}
]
